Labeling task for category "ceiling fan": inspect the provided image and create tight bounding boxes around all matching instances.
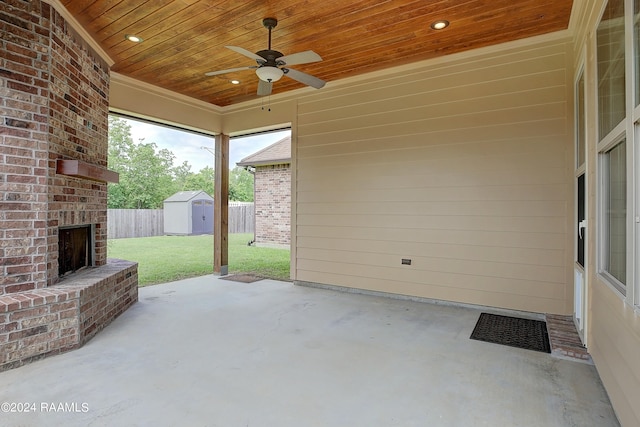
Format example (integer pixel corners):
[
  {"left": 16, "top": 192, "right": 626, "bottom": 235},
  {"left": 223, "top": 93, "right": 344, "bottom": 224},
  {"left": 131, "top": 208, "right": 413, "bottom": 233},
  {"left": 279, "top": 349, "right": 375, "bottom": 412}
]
[{"left": 205, "top": 18, "right": 326, "bottom": 96}]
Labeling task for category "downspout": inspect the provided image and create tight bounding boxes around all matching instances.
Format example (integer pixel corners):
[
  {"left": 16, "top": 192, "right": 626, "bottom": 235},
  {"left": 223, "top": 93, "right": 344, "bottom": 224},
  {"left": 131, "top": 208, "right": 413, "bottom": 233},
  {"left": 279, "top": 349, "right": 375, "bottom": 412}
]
[{"left": 245, "top": 166, "right": 256, "bottom": 246}]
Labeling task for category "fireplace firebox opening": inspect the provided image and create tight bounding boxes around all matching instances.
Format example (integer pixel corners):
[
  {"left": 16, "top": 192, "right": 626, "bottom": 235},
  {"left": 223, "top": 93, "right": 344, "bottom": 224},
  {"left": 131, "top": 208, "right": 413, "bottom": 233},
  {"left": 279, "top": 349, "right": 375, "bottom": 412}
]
[{"left": 58, "top": 225, "right": 94, "bottom": 277}]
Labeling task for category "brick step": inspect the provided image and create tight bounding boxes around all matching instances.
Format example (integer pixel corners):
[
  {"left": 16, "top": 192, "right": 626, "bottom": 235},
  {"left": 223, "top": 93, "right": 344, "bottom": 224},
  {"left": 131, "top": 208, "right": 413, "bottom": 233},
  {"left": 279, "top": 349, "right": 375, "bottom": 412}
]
[{"left": 545, "top": 314, "right": 592, "bottom": 363}]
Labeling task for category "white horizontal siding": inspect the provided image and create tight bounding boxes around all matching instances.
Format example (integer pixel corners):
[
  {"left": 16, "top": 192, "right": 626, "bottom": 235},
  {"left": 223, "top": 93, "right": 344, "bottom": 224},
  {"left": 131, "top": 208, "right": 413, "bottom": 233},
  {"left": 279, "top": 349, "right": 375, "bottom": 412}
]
[
  {"left": 296, "top": 236, "right": 564, "bottom": 266},
  {"left": 589, "top": 280, "right": 640, "bottom": 426},
  {"left": 297, "top": 226, "right": 567, "bottom": 250},
  {"left": 294, "top": 39, "right": 571, "bottom": 313}
]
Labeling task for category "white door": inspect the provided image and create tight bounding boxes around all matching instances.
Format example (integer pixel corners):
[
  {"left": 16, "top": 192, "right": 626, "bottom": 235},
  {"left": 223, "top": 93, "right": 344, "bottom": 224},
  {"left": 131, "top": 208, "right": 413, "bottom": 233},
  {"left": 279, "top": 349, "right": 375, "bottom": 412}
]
[
  {"left": 573, "top": 69, "right": 587, "bottom": 343},
  {"left": 574, "top": 173, "right": 586, "bottom": 341}
]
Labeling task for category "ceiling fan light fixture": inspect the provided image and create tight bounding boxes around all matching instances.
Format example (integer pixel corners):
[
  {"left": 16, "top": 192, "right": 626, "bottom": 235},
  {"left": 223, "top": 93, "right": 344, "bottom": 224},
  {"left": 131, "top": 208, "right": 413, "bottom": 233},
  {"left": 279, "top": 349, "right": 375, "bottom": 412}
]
[
  {"left": 430, "top": 20, "right": 449, "bottom": 30},
  {"left": 256, "top": 66, "right": 284, "bottom": 82}
]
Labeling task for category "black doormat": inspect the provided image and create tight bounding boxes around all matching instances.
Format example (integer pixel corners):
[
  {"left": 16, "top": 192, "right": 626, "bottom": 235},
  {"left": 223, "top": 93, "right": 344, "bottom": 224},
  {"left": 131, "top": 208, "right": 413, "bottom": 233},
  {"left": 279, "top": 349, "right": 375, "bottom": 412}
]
[
  {"left": 470, "top": 313, "right": 551, "bottom": 353},
  {"left": 219, "top": 274, "right": 263, "bottom": 283}
]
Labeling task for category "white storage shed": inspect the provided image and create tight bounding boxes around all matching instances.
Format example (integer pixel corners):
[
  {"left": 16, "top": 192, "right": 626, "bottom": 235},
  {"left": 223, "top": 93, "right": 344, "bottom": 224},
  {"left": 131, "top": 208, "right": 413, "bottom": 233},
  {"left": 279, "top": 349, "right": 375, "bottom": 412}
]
[{"left": 163, "top": 191, "right": 214, "bottom": 235}]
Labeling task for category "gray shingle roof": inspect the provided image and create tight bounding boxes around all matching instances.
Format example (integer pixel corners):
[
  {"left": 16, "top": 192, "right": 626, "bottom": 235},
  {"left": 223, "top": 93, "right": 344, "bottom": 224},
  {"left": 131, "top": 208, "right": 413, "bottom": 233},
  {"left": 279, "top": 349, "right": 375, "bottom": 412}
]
[
  {"left": 164, "top": 190, "right": 213, "bottom": 203},
  {"left": 236, "top": 136, "right": 291, "bottom": 167}
]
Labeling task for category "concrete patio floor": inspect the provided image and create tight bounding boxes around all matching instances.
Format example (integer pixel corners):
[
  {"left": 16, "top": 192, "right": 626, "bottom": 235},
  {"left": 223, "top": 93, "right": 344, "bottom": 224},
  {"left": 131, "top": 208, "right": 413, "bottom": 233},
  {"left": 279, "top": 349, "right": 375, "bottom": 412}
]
[{"left": 0, "top": 276, "right": 619, "bottom": 427}]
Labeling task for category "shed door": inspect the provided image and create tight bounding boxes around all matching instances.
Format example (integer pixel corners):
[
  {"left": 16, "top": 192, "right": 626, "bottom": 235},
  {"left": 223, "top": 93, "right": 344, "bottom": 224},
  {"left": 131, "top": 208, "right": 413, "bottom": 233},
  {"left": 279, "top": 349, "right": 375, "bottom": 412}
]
[
  {"left": 192, "top": 199, "right": 213, "bottom": 234},
  {"left": 203, "top": 200, "right": 214, "bottom": 233},
  {"left": 192, "top": 200, "right": 205, "bottom": 234}
]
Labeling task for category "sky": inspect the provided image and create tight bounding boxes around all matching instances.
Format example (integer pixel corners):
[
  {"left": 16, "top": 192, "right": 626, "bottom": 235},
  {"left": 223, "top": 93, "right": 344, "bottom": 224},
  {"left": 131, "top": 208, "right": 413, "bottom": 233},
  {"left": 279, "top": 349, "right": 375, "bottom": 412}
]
[{"left": 124, "top": 118, "right": 290, "bottom": 172}]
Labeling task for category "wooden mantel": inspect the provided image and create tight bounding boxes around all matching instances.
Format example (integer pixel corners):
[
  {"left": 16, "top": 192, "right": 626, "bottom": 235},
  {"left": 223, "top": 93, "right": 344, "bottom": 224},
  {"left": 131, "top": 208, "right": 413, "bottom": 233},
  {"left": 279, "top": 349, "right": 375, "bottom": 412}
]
[{"left": 56, "top": 159, "right": 119, "bottom": 183}]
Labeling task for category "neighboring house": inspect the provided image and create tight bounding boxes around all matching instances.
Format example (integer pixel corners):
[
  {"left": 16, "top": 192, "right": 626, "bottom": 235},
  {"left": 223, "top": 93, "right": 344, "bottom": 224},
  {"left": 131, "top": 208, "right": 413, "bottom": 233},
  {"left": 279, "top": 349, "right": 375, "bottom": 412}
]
[{"left": 237, "top": 136, "right": 291, "bottom": 248}]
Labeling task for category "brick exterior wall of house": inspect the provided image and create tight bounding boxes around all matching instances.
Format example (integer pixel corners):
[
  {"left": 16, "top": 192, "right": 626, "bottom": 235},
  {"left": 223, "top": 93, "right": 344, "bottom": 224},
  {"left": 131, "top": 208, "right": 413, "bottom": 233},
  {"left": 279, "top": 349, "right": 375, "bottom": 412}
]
[
  {"left": 0, "top": 1, "right": 138, "bottom": 371},
  {"left": 254, "top": 164, "right": 291, "bottom": 247}
]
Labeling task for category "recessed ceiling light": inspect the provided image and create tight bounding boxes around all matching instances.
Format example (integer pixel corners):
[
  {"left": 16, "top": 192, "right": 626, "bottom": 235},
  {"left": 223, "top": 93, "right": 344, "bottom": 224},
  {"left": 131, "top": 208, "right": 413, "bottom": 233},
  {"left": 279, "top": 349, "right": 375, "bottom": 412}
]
[
  {"left": 430, "top": 20, "right": 449, "bottom": 30},
  {"left": 230, "top": 80, "right": 240, "bottom": 85},
  {"left": 125, "top": 34, "right": 143, "bottom": 43}
]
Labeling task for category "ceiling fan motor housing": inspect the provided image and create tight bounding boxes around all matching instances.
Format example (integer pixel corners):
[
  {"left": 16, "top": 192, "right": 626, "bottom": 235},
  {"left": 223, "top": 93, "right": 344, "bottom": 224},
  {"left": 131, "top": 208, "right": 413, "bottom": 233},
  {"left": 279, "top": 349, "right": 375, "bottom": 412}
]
[{"left": 256, "top": 49, "right": 284, "bottom": 66}]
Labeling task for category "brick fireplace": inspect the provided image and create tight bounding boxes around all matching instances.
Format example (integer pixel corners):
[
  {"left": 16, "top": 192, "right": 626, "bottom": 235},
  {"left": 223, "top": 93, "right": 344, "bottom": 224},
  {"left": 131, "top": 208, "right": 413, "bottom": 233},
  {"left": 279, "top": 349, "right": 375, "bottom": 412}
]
[
  {"left": 1, "top": 1, "right": 138, "bottom": 371},
  {"left": 58, "top": 225, "right": 93, "bottom": 276}
]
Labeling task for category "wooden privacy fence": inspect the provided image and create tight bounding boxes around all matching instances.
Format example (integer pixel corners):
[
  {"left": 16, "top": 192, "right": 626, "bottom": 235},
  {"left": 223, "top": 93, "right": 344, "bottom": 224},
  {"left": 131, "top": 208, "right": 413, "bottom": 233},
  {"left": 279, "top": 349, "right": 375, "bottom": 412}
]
[
  {"left": 108, "top": 203, "right": 254, "bottom": 239},
  {"left": 108, "top": 209, "right": 163, "bottom": 239},
  {"left": 228, "top": 202, "right": 255, "bottom": 234}
]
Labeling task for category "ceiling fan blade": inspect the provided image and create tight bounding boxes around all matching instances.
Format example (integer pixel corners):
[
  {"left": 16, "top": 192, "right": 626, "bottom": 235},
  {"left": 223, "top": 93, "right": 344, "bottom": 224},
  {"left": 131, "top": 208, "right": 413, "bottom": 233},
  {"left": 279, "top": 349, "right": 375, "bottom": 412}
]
[
  {"left": 279, "top": 50, "right": 322, "bottom": 66},
  {"left": 257, "top": 79, "right": 272, "bottom": 96},
  {"left": 204, "top": 66, "right": 256, "bottom": 76},
  {"left": 226, "top": 46, "right": 266, "bottom": 63},
  {"left": 283, "top": 68, "right": 326, "bottom": 89}
]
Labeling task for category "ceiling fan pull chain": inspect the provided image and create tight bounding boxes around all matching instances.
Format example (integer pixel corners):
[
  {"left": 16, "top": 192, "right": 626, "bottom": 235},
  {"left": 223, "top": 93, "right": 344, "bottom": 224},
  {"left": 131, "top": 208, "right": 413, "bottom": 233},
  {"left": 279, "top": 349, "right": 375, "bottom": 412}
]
[{"left": 259, "top": 94, "right": 271, "bottom": 112}]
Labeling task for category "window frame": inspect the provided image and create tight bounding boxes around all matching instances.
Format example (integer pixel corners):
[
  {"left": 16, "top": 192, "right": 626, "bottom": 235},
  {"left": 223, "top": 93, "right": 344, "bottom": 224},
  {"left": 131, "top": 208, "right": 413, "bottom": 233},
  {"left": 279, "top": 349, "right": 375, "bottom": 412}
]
[
  {"left": 596, "top": 0, "right": 627, "bottom": 141},
  {"left": 575, "top": 64, "right": 587, "bottom": 273},
  {"left": 576, "top": 68, "right": 587, "bottom": 171},
  {"left": 633, "top": 121, "right": 640, "bottom": 309},
  {"left": 595, "top": 0, "right": 634, "bottom": 301},
  {"left": 598, "top": 135, "right": 628, "bottom": 294},
  {"left": 630, "top": 0, "right": 640, "bottom": 309}
]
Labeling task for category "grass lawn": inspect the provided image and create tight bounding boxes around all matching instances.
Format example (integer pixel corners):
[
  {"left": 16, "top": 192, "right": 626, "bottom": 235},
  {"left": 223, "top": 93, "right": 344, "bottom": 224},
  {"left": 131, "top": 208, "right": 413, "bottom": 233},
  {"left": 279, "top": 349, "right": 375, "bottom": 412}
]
[{"left": 107, "top": 233, "right": 290, "bottom": 286}]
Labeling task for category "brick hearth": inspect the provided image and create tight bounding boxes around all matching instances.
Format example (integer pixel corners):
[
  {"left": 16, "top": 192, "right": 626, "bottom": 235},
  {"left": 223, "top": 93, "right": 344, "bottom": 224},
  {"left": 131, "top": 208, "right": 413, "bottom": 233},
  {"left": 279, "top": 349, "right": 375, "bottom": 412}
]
[{"left": 0, "top": 259, "right": 137, "bottom": 372}]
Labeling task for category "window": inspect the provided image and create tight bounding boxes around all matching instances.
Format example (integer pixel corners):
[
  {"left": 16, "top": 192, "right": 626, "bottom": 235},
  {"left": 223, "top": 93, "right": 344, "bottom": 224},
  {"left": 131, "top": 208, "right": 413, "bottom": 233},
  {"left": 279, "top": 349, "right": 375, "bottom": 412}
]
[
  {"left": 635, "top": 0, "right": 640, "bottom": 306},
  {"left": 576, "top": 71, "right": 586, "bottom": 168},
  {"left": 635, "top": 0, "right": 640, "bottom": 107},
  {"left": 597, "top": 0, "right": 628, "bottom": 295},
  {"left": 597, "top": 0, "right": 626, "bottom": 139},
  {"left": 575, "top": 69, "right": 586, "bottom": 268},
  {"left": 602, "top": 139, "right": 627, "bottom": 289}
]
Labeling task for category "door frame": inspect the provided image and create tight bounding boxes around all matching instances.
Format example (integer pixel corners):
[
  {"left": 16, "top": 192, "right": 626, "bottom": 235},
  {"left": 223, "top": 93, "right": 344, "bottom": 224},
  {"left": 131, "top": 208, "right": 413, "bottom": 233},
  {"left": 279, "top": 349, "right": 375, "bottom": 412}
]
[{"left": 573, "top": 64, "right": 588, "bottom": 344}]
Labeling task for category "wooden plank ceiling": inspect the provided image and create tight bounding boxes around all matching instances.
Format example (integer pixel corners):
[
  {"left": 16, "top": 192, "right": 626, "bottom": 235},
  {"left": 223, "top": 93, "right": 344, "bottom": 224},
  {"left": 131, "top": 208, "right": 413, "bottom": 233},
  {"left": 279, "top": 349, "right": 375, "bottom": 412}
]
[{"left": 61, "top": 0, "right": 575, "bottom": 107}]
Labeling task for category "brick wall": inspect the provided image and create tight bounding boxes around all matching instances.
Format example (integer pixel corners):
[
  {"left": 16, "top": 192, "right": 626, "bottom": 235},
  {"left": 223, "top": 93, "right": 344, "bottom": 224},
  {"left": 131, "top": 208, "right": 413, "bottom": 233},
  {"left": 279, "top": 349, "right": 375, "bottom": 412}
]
[
  {"left": 1, "top": 0, "right": 51, "bottom": 294},
  {"left": 254, "top": 164, "right": 291, "bottom": 247},
  {"left": 0, "top": 1, "right": 138, "bottom": 370},
  {"left": 1, "top": 1, "right": 110, "bottom": 293},
  {"left": 46, "top": 6, "right": 110, "bottom": 285}
]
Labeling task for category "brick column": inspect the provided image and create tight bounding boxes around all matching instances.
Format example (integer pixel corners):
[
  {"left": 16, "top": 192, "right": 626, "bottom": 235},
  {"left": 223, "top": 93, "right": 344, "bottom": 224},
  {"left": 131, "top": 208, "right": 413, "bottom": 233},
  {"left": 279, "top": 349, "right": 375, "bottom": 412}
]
[
  {"left": 1, "top": 1, "right": 110, "bottom": 292},
  {"left": 1, "top": 0, "right": 52, "bottom": 294}
]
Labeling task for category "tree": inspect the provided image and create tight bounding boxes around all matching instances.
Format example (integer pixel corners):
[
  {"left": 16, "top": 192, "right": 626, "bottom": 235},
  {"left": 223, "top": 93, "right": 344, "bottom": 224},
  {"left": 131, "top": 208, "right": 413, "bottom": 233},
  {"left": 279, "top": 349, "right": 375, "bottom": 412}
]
[
  {"left": 229, "top": 167, "right": 254, "bottom": 201},
  {"left": 108, "top": 116, "right": 180, "bottom": 209},
  {"left": 172, "top": 161, "right": 193, "bottom": 191},
  {"left": 126, "top": 144, "right": 176, "bottom": 208},
  {"left": 180, "top": 166, "right": 252, "bottom": 201},
  {"left": 183, "top": 166, "right": 215, "bottom": 196},
  {"left": 107, "top": 116, "right": 134, "bottom": 208},
  {"left": 108, "top": 116, "right": 251, "bottom": 206}
]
